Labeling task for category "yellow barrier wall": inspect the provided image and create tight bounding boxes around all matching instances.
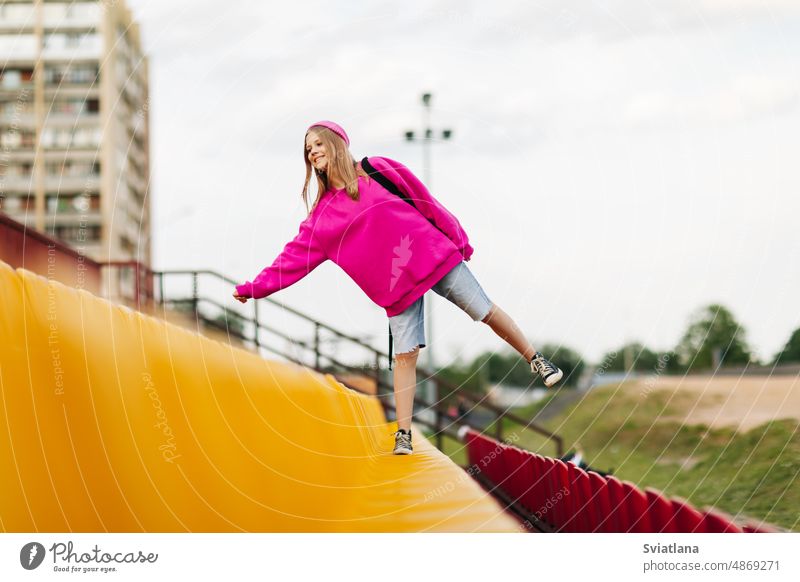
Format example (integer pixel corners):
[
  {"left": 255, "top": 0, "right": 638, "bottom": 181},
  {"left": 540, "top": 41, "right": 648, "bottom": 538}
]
[{"left": 0, "top": 261, "right": 519, "bottom": 532}]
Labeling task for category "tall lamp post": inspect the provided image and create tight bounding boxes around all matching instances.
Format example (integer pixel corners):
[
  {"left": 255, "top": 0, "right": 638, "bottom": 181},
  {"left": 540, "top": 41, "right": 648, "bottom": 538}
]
[{"left": 404, "top": 92, "right": 453, "bottom": 416}]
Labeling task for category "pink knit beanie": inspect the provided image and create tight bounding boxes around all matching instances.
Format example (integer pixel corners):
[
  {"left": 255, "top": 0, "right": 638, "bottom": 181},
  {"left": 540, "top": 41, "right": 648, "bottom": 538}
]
[{"left": 307, "top": 120, "right": 350, "bottom": 146}]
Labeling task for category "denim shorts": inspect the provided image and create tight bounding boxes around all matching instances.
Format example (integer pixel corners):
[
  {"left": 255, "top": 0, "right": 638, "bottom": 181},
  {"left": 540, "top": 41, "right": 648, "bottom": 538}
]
[{"left": 388, "top": 261, "right": 493, "bottom": 355}]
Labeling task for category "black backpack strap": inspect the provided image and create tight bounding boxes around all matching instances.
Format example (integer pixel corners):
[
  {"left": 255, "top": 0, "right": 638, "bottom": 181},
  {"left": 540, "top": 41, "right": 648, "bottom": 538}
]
[
  {"left": 360, "top": 156, "right": 418, "bottom": 209},
  {"left": 360, "top": 156, "right": 448, "bottom": 239},
  {"left": 363, "top": 155, "right": 444, "bottom": 372}
]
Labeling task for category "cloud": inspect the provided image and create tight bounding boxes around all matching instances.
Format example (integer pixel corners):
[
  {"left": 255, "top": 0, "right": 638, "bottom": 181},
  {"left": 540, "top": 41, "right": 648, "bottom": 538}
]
[
  {"left": 468, "top": 0, "right": 800, "bottom": 46},
  {"left": 124, "top": 0, "right": 800, "bottom": 364},
  {"left": 623, "top": 74, "right": 799, "bottom": 128}
]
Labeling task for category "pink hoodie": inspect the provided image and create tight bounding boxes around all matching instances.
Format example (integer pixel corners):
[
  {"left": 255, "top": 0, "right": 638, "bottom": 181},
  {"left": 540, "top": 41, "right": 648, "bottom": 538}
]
[{"left": 235, "top": 156, "right": 474, "bottom": 317}]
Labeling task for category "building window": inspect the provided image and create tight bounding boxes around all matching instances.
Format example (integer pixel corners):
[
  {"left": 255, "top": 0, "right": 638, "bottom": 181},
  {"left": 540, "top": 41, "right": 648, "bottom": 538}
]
[
  {"left": 0, "top": 69, "right": 33, "bottom": 88},
  {"left": 44, "top": 65, "right": 99, "bottom": 85},
  {"left": 49, "top": 224, "right": 102, "bottom": 242},
  {"left": 0, "top": 195, "right": 33, "bottom": 212}
]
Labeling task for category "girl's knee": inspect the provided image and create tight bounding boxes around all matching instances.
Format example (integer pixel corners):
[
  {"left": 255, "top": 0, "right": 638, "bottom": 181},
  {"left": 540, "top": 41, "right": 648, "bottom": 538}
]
[{"left": 394, "top": 346, "right": 420, "bottom": 367}]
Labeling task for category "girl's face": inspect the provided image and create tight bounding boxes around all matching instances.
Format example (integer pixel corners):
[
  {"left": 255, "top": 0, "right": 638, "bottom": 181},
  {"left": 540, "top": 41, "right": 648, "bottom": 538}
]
[{"left": 305, "top": 131, "right": 329, "bottom": 172}]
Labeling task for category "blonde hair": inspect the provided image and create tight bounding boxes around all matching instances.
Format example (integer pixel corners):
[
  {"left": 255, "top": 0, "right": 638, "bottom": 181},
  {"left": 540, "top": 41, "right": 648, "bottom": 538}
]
[{"left": 302, "top": 127, "right": 369, "bottom": 215}]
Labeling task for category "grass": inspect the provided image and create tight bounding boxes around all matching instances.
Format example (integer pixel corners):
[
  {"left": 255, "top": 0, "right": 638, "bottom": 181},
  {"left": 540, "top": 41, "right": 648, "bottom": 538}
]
[{"left": 428, "top": 382, "right": 800, "bottom": 531}]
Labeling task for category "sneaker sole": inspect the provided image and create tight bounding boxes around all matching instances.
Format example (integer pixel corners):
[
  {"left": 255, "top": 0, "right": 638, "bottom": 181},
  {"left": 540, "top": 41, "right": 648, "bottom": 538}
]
[
  {"left": 544, "top": 369, "right": 563, "bottom": 388},
  {"left": 393, "top": 448, "right": 413, "bottom": 455}
]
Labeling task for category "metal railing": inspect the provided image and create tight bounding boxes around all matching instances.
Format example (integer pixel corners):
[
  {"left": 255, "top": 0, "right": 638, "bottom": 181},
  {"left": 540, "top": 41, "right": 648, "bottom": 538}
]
[{"left": 99, "top": 261, "right": 564, "bottom": 457}]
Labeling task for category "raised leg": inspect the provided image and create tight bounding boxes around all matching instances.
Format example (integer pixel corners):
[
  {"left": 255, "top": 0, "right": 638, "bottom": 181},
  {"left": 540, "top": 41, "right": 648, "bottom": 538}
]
[
  {"left": 481, "top": 303, "right": 537, "bottom": 363},
  {"left": 392, "top": 347, "right": 419, "bottom": 431}
]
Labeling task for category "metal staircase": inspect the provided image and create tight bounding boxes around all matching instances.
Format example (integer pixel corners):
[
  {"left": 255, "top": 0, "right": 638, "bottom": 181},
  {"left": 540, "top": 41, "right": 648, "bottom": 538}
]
[{"left": 100, "top": 260, "right": 564, "bottom": 457}]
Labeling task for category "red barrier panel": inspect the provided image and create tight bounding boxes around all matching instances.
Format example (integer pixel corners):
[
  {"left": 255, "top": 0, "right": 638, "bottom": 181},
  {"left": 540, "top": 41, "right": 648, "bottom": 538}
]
[
  {"left": 605, "top": 475, "right": 630, "bottom": 532},
  {"left": 470, "top": 434, "right": 495, "bottom": 481},
  {"left": 550, "top": 460, "right": 572, "bottom": 532},
  {"left": 488, "top": 440, "right": 510, "bottom": 487},
  {"left": 588, "top": 471, "right": 613, "bottom": 533},
  {"left": 502, "top": 446, "right": 528, "bottom": 505},
  {"left": 570, "top": 465, "right": 595, "bottom": 532},
  {"left": 464, "top": 429, "right": 482, "bottom": 467},
  {"left": 540, "top": 457, "right": 559, "bottom": 528},
  {"left": 742, "top": 520, "right": 781, "bottom": 533},
  {"left": 671, "top": 497, "right": 707, "bottom": 533},
  {"left": 514, "top": 455, "right": 537, "bottom": 515},
  {"left": 466, "top": 432, "right": 512, "bottom": 496},
  {"left": 622, "top": 480, "right": 653, "bottom": 532},
  {"left": 527, "top": 454, "right": 549, "bottom": 522},
  {"left": 461, "top": 431, "right": 764, "bottom": 534},
  {"left": 645, "top": 488, "right": 677, "bottom": 533},
  {"left": 702, "top": 508, "right": 743, "bottom": 533}
]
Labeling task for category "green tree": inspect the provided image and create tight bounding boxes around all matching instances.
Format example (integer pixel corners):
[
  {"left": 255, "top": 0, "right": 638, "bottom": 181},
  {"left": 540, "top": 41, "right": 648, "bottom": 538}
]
[
  {"left": 598, "top": 342, "right": 659, "bottom": 372},
  {"left": 661, "top": 350, "right": 686, "bottom": 374},
  {"left": 675, "top": 303, "right": 752, "bottom": 372},
  {"left": 772, "top": 327, "right": 800, "bottom": 365},
  {"left": 438, "top": 343, "right": 584, "bottom": 392},
  {"left": 437, "top": 354, "right": 487, "bottom": 397}
]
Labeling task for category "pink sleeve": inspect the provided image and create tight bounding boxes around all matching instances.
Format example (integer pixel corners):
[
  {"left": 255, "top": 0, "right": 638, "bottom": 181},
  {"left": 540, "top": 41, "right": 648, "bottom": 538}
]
[
  {"left": 235, "top": 215, "right": 327, "bottom": 299},
  {"left": 370, "top": 156, "right": 474, "bottom": 261}
]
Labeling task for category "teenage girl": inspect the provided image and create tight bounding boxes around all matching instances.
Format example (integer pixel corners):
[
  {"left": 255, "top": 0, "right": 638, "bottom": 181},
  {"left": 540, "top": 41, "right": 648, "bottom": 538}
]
[{"left": 233, "top": 121, "right": 563, "bottom": 455}]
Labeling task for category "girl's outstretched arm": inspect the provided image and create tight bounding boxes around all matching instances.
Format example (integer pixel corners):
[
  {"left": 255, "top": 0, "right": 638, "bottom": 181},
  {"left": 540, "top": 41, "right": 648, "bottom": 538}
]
[
  {"left": 369, "top": 156, "right": 474, "bottom": 261},
  {"left": 234, "top": 215, "right": 327, "bottom": 300}
]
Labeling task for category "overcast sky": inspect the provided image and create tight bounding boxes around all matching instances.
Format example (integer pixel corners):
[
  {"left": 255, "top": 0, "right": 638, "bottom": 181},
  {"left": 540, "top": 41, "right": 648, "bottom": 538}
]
[{"left": 126, "top": 0, "right": 799, "bottom": 367}]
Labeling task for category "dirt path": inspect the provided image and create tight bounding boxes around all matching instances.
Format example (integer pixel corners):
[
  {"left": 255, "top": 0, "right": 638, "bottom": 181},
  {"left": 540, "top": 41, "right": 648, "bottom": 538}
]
[{"left": 627, "top": 374, "right": 800, "bottom": 431}]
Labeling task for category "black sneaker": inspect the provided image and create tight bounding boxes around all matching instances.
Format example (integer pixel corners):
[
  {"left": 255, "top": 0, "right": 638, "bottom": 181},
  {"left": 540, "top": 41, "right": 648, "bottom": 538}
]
[
  {"left": 393, "top": 428, "right": 413, "bottom": 455},
  {"left": 530, "top": 351, "right": 563, "bottom": 387}
]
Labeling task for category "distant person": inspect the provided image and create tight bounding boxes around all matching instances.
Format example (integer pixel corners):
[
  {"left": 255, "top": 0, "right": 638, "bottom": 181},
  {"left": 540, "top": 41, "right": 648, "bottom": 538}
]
[
  {"left": 560, "top": 445, "right": 614, "bottom": 477},
  {"left": 232, "top": 121, "right": 563, "bottom": 455},
  {"left": 456, "top": 395, "right": 471, "bottom": 422}
]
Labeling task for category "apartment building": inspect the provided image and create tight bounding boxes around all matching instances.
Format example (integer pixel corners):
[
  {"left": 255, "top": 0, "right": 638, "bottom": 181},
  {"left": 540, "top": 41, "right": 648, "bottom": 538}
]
[{"left": 0, "top": 0, "right": 151, "bottom": 266}]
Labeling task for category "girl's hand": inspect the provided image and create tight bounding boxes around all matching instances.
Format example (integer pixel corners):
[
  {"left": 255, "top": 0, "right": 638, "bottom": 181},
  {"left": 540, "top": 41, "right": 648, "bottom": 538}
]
[{"left": 233, "top": 292, "right": 249, "bottom": 304}]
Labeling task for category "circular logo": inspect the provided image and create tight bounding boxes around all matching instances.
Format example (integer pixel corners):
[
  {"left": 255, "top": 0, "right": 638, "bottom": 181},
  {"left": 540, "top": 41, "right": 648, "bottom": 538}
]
[{"left": 20, "top": 542, "right": 46, "bottom": 570}]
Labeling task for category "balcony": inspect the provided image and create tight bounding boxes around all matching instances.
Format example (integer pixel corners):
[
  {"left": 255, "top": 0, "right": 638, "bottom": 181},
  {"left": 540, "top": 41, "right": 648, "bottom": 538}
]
[
  {"left": 43, "top": 33, "right": 102, "bottom": 61},
  {"left": 43, "top": 4, "right": 102, "bottom": 31},
  {"left": 0, "top": 70, "right": 34, "bottom": 95},
  {"left": 42, "top": 112, "right": 101, "bottom": 127},
  {"left": 44, "top": 174, "right": 100, "bottom": 192},
  {"left": 45, "top": 211, "right": 103, "bottom": 226},
  {"left": 0, "top": 6, "right": 36, "bottom": 33},
  {"left": 0, "top": 112, "right": 36, "bottom": 129},
  {"left": 44, "top": 86, "right": 101, "bottom": 101},
  {"left": 0, "top": 175, "right": 35, "bottom": 192},
  {"left": 0, "top": 34, "right": 38, "bottom": 61}
]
